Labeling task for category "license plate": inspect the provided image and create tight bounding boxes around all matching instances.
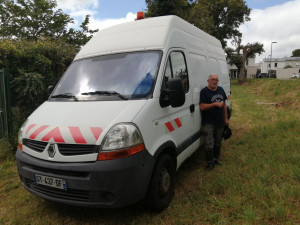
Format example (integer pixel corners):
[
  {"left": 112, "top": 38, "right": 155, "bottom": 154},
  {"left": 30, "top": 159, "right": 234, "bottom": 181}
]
[{"left": 33, "top": 174, "right": 67, "bottom": 190}]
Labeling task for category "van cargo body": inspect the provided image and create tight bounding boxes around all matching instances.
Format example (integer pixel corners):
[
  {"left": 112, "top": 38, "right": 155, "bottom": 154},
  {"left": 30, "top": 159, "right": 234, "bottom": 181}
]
[{"left": 16, "top": 15, "right": 231, "bottom": 211}]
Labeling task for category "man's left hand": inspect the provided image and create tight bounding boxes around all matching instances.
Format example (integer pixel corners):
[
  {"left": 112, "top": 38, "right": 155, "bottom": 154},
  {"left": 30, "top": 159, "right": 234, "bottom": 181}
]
[{"left": 225, "top": 118, "right": 229, "bottom": 125}]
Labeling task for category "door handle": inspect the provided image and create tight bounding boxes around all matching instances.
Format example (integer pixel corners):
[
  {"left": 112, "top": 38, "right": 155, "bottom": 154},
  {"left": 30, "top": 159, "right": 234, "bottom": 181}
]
[{"left": 190, "top": 104, "right": 195, "bottom": 113}]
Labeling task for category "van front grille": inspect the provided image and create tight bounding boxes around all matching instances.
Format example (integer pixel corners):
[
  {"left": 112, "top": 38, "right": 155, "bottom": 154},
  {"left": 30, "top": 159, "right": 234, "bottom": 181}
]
[
  {"left": 58, "top": 144, "right": 98, "bottom": 156},
  {"left": 23, "top": 139, "right": 47, "bottom": 153},
  {"left": 22, "top": 139, "right": 99, "bottom": 156}
]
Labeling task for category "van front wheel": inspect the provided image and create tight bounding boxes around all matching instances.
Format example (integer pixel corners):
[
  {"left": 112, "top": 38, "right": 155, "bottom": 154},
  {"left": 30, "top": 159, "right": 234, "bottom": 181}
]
[{"left": 144, "top": 154, "right": 175, "bottom": 212}]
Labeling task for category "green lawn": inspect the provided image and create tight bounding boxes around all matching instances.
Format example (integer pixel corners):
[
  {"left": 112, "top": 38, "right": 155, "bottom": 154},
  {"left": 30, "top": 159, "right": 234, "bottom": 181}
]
[{"left": 0, "top": 79, "right": 299, "bottom": 225}]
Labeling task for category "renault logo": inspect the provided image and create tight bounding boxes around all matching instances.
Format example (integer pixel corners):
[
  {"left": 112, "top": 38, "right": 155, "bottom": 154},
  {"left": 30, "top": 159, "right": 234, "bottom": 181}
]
[{"left": 48, "top": 144, "right": 56, "bottom": 158}]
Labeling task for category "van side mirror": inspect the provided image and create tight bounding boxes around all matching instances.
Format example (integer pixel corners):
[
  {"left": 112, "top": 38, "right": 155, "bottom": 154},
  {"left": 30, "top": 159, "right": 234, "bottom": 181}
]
[
  {"left": 47, "top": 85, "right": 54, "bottom": 97},
  {"left": 160, "top": 78, "right": 185, "bottom": 108}
]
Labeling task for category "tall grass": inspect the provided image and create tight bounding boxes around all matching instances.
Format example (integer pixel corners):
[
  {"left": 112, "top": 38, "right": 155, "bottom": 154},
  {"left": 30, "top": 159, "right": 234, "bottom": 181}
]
[{"left": 0, "top": 79, "right": 299, "bottom": 225}]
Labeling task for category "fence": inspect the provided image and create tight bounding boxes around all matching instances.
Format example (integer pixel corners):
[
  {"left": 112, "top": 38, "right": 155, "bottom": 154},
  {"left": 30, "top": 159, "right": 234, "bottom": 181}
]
[{"left": 0, "top": 68, "right": 12, "bottom": 139}]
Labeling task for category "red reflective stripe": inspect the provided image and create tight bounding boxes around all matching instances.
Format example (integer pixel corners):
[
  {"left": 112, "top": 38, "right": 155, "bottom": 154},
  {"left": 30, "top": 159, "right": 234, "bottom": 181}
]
[
  {"left": 165, "top": 122, "right": 174, "bottom": 132},
  {"left": 174, "top": 118, "right": 182, "bottom": 128},
  {"left": 90, "top": 127, "right": 102, "bottom": 140},
  {"left": 26, "top": 124, "right": 36, "bottom": 134},
  {"left": 69, "top": 127, "right": 87, "bottom": 144},
  {"left": 41, "top": 127, "right": 65, "bottom": 143},
  {"left": 29, "top": 125, "right": 49, "bottom": 139}
]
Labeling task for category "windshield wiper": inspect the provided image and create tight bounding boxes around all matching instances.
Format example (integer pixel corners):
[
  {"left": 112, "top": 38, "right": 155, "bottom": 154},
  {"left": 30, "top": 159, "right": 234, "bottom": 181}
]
[
  {"left": 51, "top": 93, "right": 78, "bottom": 101},
  {"left": 81, "top": 91, "right": 128, "bottom": 100}
]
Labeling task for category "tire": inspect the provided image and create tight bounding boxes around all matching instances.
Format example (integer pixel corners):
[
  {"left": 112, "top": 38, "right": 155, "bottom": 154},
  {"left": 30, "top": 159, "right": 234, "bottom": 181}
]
[{"left": 144, "top": 154, "right": 175, "bottom": 212}]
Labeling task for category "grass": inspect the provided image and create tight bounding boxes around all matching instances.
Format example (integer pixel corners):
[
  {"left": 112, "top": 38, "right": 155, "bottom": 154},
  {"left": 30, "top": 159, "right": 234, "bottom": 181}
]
[{"left": 0, "top": 79, "right": 299, "bottom": 225}]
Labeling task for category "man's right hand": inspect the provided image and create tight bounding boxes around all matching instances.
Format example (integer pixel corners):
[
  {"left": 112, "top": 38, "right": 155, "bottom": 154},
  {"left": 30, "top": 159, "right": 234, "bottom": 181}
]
[
  {"left": 200, "top": 102, "right": 224, "bottom": 111},
  {"left": 214, "top": 102, "right": 224, "bottom": 108}
]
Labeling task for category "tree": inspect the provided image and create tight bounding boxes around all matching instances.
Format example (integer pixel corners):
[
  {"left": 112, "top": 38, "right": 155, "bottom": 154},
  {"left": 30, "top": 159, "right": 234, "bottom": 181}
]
[
  {"left": 0, "top": 0, "right": 71, "bottom": 39},
  {"left": 187, "top": 1, "right": 215, "bottom": 35},
  {"left": 291, "top": 49, "right": 300, "bottom": 57},
  {"left": 191, "top": 0, "right": 251, "bottom": 47},
  {"left": 0, "top": 0, "right": 98, "bottom": 48},
  {"left": 65, "top": 15, "right": 99, "bottom": 48},
  {"left": 226, "top": 40, "right": 264, "bottom": 84},
  {"left": 145, "top": 0, "right": 251, "bottom": 48},
  {"left": 145, "top": 0, "right": 192, "bottom": 20}
]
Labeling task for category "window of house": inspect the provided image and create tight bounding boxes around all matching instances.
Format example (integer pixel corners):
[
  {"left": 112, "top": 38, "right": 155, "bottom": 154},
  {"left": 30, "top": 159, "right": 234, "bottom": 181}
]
[
  {"left": 275, "top": 63, "right": 277, "bottom": 68},
  {"left": 164, "top": 51, "right": 189, "bottom": 93}
]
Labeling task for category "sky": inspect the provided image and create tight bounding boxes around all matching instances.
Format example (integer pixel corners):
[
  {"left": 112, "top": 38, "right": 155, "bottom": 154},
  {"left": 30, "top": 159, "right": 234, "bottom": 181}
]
[{"left": 56, "top": 0, "right": 300, "bottom": 63}]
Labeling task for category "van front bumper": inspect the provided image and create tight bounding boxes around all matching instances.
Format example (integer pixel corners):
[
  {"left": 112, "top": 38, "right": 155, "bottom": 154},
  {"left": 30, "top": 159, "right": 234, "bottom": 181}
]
[{"left": 15, "top": 149, "right": 155, "bottom": 208}]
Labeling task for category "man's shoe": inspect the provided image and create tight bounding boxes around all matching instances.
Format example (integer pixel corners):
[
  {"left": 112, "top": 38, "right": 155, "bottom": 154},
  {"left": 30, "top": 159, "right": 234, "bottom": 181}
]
[{"left": 205, "top": 162, "right": 215, "bottom": 171}]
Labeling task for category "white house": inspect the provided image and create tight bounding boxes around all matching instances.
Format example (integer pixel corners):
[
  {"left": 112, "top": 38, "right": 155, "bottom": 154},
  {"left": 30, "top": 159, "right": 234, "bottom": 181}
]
[
  {"left": 260, "top": 57, "right": 300, "bottom": 79},
  {"left": 228, "top": 56, "right": 300, "bottom": 79},
  {"left": 228, "top": 57, "right": 260, "bottom": 79}
]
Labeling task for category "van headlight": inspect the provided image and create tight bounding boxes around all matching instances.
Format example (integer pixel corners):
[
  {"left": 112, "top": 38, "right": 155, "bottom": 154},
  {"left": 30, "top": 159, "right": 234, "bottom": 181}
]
[{"left": 98, "top": 123, "right": 145, "bottom": 160}]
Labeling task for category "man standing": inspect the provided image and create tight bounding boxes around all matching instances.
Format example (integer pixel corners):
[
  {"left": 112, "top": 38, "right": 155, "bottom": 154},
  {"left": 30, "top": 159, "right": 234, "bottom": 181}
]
[{"left": 200, "top": 74, "right": 229, "bottom": 171}]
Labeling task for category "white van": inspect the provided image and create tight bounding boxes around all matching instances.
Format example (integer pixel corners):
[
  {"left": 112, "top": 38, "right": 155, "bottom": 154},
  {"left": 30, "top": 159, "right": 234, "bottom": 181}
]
[{"left": 16, "top": 15, "right": 231, "bottom": 211}]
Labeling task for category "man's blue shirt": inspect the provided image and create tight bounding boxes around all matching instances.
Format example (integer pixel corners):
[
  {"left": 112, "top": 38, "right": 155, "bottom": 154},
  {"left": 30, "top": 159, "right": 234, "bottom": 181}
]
[{"left": 200, "top": 86, "right": 227, "bottom": 126}]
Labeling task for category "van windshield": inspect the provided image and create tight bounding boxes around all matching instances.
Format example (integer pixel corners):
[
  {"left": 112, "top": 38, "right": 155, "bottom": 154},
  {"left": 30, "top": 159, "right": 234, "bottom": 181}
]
[{"left": 50, "top": 51, "right": 162, "bottom": 101}]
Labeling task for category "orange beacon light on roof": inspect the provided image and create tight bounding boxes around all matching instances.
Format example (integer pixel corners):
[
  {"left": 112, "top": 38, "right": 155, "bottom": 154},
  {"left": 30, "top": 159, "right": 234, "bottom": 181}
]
[{"left": 137, "top": 11, "right": 144, "bottom": 20}]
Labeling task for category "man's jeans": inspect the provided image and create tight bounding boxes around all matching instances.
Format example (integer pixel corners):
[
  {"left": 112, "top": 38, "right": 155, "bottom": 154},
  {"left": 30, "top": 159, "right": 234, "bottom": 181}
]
[{"left": 202, "top": 124, "right": 224, "bottom": 162}]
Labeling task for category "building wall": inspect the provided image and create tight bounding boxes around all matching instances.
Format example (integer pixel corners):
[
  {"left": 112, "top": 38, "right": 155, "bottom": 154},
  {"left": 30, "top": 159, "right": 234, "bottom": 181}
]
[
  {"left": 285, "top": 60, "right": 300, "bottom": 68},
  {"left": 277, "top": 68, "right": 300, "bottom": 79},
  {"left": 247, "top": 58, "right": 256, "bottom": 66},
  {"left": 247, "top": 66, "right": 258, "bottom": 79},
  {"left": 261, "top": 59, "right": 286, "bottom": 73},
  {"left": 260, "top": 57, "right": 300, "bottom": 77},
  {"left": 276, "top": 61, "right": 286, "bottom": 69},
  {"left": 228, "top": 57, "right": 259, "bottom": 79}
]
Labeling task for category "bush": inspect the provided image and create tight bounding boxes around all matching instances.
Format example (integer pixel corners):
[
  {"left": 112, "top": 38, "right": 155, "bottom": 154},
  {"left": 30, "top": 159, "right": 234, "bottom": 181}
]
[
  {"left": 0, "top": 39, "right": 78, "bottom": 150},
  {"left": 0, "top": 39, "right": 77, "bottom": 116},
  {"left": 0, "top": 138, "right": 14, "bottom": 160},
  {"left": 10, "top": 107, "right": 27, "bottom": 149},
  {"left": 284, "top": 65, "right": 293, "bottom": 69},
  {"left": 12, "top": 71, "right": 45, "bottom": 115}
]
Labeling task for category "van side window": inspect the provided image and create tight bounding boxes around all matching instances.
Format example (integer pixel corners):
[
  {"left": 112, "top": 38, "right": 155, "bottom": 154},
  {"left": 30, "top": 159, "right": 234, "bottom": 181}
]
[{"left": 164, "top": 51, "right": 189, "bottom": 93}]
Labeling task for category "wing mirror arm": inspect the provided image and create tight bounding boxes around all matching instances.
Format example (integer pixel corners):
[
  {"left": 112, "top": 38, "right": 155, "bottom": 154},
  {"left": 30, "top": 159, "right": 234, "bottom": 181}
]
[{"left": 47, "top": 85, "right": 54, "bottom": 97}]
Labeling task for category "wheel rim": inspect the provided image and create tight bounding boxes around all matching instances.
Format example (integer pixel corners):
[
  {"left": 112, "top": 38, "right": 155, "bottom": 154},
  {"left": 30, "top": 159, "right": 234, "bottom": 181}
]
[{"left": 159, "top": 167, "right": 170, "bottom": 195}]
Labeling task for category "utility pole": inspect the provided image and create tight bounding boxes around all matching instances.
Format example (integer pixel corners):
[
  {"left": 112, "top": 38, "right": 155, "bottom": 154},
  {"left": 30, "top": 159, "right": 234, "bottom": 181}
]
[{"left": 270, "top": 41, "right": 277, "bottom": 78}]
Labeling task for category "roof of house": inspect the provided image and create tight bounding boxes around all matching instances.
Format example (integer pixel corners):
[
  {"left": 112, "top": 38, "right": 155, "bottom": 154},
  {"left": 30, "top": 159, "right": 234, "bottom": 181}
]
[{"left": 263, "top": 57, "right": 300, "bottom": 62}]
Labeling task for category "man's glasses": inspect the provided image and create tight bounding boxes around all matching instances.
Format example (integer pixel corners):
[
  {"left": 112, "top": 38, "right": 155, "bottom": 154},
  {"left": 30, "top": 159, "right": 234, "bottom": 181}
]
[{"left": 209, "top": 79, "right": 219, "bottom": 82}]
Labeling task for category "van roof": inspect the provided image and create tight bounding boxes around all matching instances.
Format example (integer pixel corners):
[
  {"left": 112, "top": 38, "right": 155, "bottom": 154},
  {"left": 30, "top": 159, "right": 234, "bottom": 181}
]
[{"left": 74, "top": 15, "right": 222, "bottom": 60}]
